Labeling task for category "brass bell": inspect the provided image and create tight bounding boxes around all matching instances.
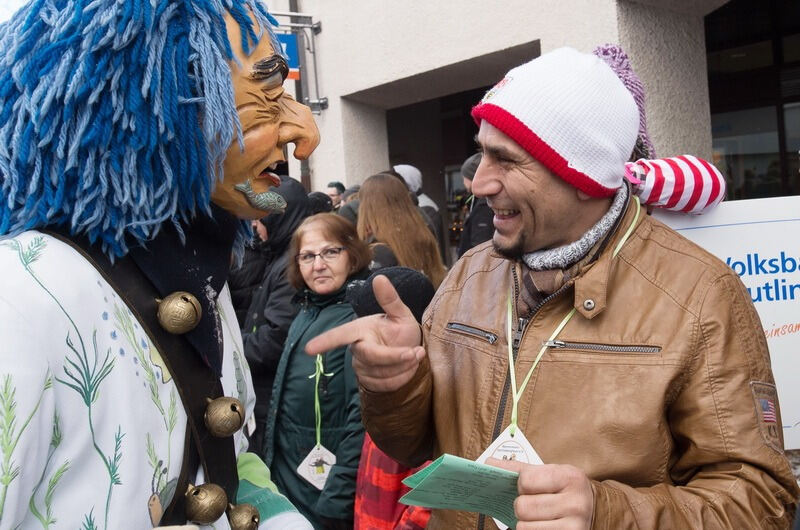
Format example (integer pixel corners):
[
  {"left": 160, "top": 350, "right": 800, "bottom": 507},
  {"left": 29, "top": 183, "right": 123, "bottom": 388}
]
[
  {"left": 228, "top": 502, "right": 260, "bottom": 530},
  {"left": 204, "top": 397, "right": 245, "bottom": 438},
  {"left": 185, "top": 483, "right": 227, "bottom": 524},
  {"left": 156, "top": 291, "right": 202, "bottom": 334}
]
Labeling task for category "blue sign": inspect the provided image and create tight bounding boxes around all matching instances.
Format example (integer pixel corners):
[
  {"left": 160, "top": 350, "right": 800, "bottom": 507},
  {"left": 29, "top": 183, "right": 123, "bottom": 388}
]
[{"left": 277, "top": 33, "right": 300, "bottom": 79}]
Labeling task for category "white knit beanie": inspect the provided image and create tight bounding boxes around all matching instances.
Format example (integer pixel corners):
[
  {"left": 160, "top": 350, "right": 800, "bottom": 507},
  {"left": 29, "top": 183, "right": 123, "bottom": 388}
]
[
  {"left": 471, "top": 47, "right": 639, "bottom": 198},
  {"left": 393, "top": 164, "right": 422, "bottom": 193}
]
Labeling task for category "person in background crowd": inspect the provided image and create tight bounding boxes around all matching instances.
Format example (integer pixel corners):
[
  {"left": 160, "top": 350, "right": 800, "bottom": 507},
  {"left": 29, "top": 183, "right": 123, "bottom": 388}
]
[
  {"left": 357, "top": 173, "right": 447, "bottom": 288},
  {"left": 236, "top": 175, "right": 311, "bottom": 452},
  {"left": 392, "top": 165, "right": 446, "bottom": 259},
  {"left": 382, "top": 168, "right": 441, "bottom": 247},
  {"left": 308, "top": 191, "right": 334, "bottom": 215},
  {"left": 263, "top": 214, "right": 370, "bottom": 529},
  {"left": 393, "top": 164, "right": 437, "bottom": 213},
  {"left": 325, "top": 181, "right": 345, "bottom": 210},
  {"left": 457, "top": 152, "right": 494, "bottom": 258},
  {"left": 229, "top": 216, "right": 271, "bottom": 327},
  {"left": 337, "top": 185, "right": 361, "bottom": 227},
  {"left": 342, "top": 185, "right": 360, "bottom": 204},
  {"left": 347, "top": 267, "right": 434, "bottom": 530},
  {"left": 307, "top": 46, "right": 799, "bottom": 528}
]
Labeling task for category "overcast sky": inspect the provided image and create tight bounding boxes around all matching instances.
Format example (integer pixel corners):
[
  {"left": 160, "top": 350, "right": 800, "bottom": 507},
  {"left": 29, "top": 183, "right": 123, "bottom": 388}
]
[{"left": 0, "top": 0, "right": 27, "bottom": 24}]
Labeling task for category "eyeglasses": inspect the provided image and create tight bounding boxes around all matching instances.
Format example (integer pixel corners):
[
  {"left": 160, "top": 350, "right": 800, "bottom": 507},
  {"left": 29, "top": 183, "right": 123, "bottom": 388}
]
[{"left": 296, "top": 247, "right": 345, "bottom": 265}]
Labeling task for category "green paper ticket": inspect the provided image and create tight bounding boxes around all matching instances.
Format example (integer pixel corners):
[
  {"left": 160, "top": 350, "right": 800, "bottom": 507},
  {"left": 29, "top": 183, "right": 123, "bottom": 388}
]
[{"left": 400, "top": 453, "right": 519, "bottom": 528}]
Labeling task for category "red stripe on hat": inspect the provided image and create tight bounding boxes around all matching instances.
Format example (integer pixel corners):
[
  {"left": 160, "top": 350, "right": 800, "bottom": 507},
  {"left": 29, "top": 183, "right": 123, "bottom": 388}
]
[
  {"left": 696, "top": 156, "right": 723, "bottom": 208},
  {"left": 677, "top": 155, "right": 705, "bottom": 213},
  {"left": 471, "top": 103, "right": 616, "bottom": 197},
  {"left": 636, "top": 160, "right": 656, "bottom": 204},
  {"left": 648, "top": 160, "right": 666, "bottom": 205},
  {"left": 663, "top": 158, "right": 686, "bottom": 210}
]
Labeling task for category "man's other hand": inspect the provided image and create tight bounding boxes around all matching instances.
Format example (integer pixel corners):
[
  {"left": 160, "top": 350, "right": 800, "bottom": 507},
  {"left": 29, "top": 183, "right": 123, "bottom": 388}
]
[
  {"left": 305, "top": 274, "right": 425, "bottom": 392},
  {"left": 487, "top": 458, "right": 594, "bottom": 530}
]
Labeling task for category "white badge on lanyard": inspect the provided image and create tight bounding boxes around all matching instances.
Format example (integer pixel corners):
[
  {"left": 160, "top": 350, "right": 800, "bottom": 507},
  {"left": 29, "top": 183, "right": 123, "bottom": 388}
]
[
  {"left": 297, "top": 355, "right": 336, "bottom": 490},
  {"left": 476, "top": 424, "right": 543, "bottom": 466},
  {"left": 476, "top": 425, "right": 543, "bottom": 530},
  {"left": 297, "top": 444, "right": 336, "bottom": 490}
]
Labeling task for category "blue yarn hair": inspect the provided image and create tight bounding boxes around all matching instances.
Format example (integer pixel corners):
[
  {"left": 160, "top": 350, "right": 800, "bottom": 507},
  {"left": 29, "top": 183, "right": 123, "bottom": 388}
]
[{"left": 0, "top": 0, "right": 283, "bottom": 257}]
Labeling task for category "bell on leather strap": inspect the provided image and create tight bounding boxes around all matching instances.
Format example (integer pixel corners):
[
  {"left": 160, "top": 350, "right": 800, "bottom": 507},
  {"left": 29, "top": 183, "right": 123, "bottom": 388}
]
[
  {"left": 184, "top": 483, "right": 227, "bottom": 524},
  {"left": 228, "top": 502, "right": 260, "bottom": 530},
  {"left": 156, "top": 291, "right": 202, "bottom": 334},
  {"left": 204, "top": 396, "right": 245, "bottom": 438}
]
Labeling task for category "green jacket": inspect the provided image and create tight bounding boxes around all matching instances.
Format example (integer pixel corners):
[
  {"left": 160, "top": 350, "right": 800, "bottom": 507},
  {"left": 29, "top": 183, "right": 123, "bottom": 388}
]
[{"left": 263, "top": 282, "right": 364, "bottom": 527}]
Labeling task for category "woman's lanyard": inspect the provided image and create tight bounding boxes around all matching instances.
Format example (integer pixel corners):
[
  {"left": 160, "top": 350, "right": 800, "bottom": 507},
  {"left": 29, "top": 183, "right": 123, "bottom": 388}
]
[
  {"left": 308, "top": 355, "right": 333, "bottom": 448},
  {"left": 506, "top": 197, "right": 641, "bottom": 435}
]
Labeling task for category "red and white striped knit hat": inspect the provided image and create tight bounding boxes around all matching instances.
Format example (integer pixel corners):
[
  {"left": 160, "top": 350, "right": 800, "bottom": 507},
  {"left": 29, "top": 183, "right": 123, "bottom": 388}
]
[
  {"left": 626, "top": 155, "right": 726, "bottom": 213},
  {"left": 471, "top": 47, "right": 639, "bottom": 198}
]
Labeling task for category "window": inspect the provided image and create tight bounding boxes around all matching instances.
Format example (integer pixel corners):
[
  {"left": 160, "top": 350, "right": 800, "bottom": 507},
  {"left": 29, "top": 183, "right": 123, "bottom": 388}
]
[{"left": 705, "top": 0, "right": 800, "bottom": 199}]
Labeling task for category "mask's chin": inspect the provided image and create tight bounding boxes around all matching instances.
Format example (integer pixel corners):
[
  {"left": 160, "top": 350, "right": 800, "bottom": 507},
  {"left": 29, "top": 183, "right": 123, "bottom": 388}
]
[{"left": 234, "top": 180, "right": 287, "bottom": 215}]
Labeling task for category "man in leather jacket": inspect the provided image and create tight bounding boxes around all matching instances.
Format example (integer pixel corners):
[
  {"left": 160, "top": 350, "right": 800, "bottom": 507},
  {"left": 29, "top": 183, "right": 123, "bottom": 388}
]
[{"left": 307, "top": 47, "right": 799, "bottom": 529}]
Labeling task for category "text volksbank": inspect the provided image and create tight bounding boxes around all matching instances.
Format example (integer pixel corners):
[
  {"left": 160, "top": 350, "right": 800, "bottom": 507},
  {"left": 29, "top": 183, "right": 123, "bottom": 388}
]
[{"left": 725, "top": 252, "right": 800, "bottom": 303}]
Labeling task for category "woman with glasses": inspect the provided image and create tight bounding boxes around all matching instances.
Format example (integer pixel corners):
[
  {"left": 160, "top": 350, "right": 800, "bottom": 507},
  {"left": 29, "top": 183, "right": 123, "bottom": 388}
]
[{"left": 262, "top": 213, "right": 371, "bottom": 529}]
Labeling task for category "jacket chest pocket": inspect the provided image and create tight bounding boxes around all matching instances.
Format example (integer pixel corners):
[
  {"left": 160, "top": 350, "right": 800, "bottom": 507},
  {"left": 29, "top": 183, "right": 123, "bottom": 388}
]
[
  {"left": 543, "top": 340, "right": 661, "bottom": 354},
  {"left": 542, "top": 339, "right": 663, "bottom": 365},
  {"left": 445, "top": 322, "right": 498, "bottom": 345}
]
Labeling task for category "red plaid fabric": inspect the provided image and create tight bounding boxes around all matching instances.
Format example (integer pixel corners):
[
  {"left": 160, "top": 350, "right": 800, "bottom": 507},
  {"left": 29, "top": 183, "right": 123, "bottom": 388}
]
[{"left": 354, "top": 434, "right": 431, "bottom": 530}]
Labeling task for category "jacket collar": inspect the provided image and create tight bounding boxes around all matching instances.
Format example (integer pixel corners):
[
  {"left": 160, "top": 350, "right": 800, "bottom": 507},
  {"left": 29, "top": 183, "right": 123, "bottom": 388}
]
[{"left": 572, "top": 191, "right": 644, "bottom": 319}]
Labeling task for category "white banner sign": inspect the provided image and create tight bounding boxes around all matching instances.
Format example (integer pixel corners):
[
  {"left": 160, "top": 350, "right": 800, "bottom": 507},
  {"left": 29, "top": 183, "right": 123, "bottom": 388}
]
[{"left": 654, "top": 196, "right": 800, "bottom": 449}]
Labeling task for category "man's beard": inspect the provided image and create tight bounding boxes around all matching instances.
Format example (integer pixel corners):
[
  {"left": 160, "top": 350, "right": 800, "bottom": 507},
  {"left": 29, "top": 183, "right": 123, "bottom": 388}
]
[{"left": 492, "top": 232, "right": 526, "bottom": 261}]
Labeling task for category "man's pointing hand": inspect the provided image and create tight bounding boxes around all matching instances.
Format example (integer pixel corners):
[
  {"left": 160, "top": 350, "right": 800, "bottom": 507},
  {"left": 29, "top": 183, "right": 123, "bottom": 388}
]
[{"left": 305, "top": 274, "right": 425, "bottom": 392}]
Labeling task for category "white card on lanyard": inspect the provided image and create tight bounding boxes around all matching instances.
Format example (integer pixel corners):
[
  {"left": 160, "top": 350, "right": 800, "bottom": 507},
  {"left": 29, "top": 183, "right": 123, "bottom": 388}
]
[
  {"left": 297, "top": 444, "right": 336, "bottom": 490},
  {"left": 475, "top": 425, "right": 543, "bottom": 530}
]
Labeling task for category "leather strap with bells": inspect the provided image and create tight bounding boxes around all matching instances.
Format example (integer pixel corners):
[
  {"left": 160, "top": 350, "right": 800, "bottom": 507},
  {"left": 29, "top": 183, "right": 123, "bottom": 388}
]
[{"left": 45, "top": 231, "right": 241, "bottom": 526}]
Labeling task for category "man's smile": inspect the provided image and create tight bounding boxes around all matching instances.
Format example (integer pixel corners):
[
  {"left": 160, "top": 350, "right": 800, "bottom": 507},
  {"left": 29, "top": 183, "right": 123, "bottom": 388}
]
[{"left": 492, "top": 208, "right": 519, "bottom": 218}]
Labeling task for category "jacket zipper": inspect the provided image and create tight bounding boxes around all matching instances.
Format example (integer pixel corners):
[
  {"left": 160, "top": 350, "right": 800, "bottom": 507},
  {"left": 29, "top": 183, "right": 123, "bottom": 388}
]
[
  {"left": 479, "top": 267, "right": 529, "bottom": 530},
  {"left": 490, "top": 268, "right": 573, "bottom": 444},
  {"left": 478, "top": 272, "right": 569, "bottom": 530},
  {"left": 543, "top": 340, "right": 661, "bottom": 353},
  {"left": 446, "top": 322, "right": 498, "bottom": 344}
]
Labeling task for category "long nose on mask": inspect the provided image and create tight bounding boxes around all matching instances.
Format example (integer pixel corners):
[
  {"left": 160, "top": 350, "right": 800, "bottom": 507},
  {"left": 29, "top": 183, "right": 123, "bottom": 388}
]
[{"left": 279, "top": 96, "right": 320, "bottom": 160}]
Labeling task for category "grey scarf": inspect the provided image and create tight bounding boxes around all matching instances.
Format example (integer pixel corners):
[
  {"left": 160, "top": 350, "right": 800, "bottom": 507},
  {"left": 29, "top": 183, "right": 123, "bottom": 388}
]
[{"left": 522, "top": 185, "right": 628, "bottom": 271}]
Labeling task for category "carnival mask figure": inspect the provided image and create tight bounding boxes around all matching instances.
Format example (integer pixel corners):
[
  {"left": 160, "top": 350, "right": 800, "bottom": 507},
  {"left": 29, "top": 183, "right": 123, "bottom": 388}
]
[
  {"left": 0, "top": 1, "right": 318, "bottom": 528},
  {"left": 0, "top": 0, "right": 318, "bottom": 255}
]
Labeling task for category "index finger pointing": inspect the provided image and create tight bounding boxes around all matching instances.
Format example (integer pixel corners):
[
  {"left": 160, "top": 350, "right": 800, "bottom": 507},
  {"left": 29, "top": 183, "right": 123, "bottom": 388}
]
[{"left": 305, "top": 318, "right": 367, "bottom": 356}]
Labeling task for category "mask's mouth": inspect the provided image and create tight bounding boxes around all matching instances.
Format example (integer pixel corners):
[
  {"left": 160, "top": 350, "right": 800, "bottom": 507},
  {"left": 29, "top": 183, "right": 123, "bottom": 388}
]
[{"left": 234, "top": 178, "right": 286, "bottom": 214}]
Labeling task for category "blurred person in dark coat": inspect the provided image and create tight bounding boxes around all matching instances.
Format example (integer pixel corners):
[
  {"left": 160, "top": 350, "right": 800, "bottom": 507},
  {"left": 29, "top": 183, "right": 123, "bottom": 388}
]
[
  {"left": 308, "top": 190, "right": 334, "bottom": 215},
  {"left": 237, "top": 175, "right": 311, "bottom": 451},
  {"left": 457, "top": 152, "right": 494, "bottom": 258}
]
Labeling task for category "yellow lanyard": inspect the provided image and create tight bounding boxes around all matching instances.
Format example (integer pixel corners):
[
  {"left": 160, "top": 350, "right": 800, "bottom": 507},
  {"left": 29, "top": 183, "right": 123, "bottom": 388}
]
[
  {"left": 308, "top": 355, "right": 333, "bottom": 447},
  {"left": 506, "top": 197, "right": 641, "bottom": 435}
]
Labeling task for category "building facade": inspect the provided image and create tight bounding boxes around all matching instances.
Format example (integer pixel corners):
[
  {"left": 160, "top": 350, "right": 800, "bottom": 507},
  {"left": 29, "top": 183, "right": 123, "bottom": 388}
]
[{"left": 273, "top": 0, "right": 727, "bottom": 197}]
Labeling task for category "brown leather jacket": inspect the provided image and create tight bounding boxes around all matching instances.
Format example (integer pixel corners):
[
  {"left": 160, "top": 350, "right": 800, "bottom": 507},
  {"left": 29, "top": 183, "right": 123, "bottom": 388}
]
[{"left": 361, "top": 199, "right": 800, "bottom": 529}]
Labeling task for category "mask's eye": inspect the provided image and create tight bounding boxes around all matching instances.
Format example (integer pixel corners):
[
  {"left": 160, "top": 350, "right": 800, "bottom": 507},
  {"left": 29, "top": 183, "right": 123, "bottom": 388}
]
[
  {"left": 252, "top": 55, "right": 289, "bottom": 90},
  {"left": 262, "top": 71, "right": 283, "bottom": 91}
]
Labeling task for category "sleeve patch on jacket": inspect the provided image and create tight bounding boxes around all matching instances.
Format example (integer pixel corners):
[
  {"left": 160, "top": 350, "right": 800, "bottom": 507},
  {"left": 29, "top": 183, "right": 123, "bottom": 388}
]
[{"left": 750, "top": 381, "right": 783, "bottom": 453}]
